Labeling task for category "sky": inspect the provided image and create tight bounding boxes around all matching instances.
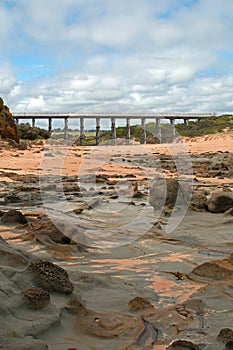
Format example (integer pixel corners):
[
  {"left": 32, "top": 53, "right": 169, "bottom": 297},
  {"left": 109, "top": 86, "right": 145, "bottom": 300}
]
[{"left": 1, "top": 0, "right": 233, "bottom": 118}]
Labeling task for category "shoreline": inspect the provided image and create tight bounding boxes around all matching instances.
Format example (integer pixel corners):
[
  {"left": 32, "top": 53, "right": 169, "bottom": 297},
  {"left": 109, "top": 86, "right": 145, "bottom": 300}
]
[{"left": 0, "top": 133, "right": 233, "bottom": 349}]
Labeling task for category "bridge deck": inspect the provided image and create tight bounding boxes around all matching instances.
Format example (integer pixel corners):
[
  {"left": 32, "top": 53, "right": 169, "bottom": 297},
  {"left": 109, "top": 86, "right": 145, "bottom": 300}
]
[{"left": 13, "top": 112, "right": 215, "bottom": 119}]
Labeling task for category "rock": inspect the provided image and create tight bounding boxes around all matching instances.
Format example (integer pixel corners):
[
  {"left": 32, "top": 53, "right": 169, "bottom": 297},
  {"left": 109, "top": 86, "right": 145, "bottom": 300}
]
[
  {"left": 190, "top": 190, "right": 207, "bottom": 211},
  {"left": 188, "top": 258, "right": 233, "bottom": 282},
  {"left": 29, "top": 259, "right": 74, "bottom": 293},
  {"left": 18, "top": 141, "right": 27, "bottom": 150},
  {"left": 128, "top": 296, "right": 153, "bottom": 311},
  {"left": 0, "top": 97, "right": 19, "bottom": 143},
  {"left": 224, "top": 208, "right": 233, "bottom": 216},
  {"left": 149, "top": 177, "right": 178, "bottom": 210},
  {"left": 1, "top": 210, "right": 27, "bottom": 224},
  {"left": 149, "top": 177, "right": 190, "bottom": 210},
  {"left": 23, "top": 288, "right": 50, "bottom": 309},
  {"left": 225, "top": 341, "right": 233, "bottom": 349},
  {"left": 217, "top": 328, "right": 233, "bottom": 344},
  {"left": 0, "top": 236, "right": 29, "bottom": 268},
  {"left": 66, "top": 297, "right": 137, "bottom": 338},
  {"left": 4, "top": 193, "right": 21, "bottom": 203},
  {"left": 166, "top": 339, "right": 200, "bottom": 349},
  {"left": 132, "top": 182, "right": 144, "bottom": 198},
  {"left": 1, "top": 338, "right": 48, "bottom": 350},
  {"left": 206, "top": 190, "right": 233, "bottom": 213}
]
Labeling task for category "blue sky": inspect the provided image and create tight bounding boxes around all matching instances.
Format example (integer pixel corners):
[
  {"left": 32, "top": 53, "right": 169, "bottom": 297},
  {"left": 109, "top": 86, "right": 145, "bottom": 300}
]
[{"left": 1, "top": 0, "right": 233, "bottom": 116}]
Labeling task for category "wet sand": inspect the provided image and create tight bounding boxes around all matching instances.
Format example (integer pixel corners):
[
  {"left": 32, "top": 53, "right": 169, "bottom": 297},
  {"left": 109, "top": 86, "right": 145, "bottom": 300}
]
[{"left": 0, "top": 133, "right": 233, "bottom": 349}]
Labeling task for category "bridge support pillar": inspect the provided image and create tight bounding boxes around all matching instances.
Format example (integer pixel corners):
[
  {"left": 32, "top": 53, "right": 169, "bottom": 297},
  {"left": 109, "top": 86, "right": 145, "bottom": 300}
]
[
  {"left": 32, "top": 118, "right": 35, "bottom": 127},
  {"left": 126, "top": 118, "right": 130, "bottom": 145},
  {"left": 183, "top": 118, "right": 189, "bottom": 127},
  {"left": 48, "top": 117, "right": 52, "bottom": 132},
  {"left": 80, "top": 117, "right": 85, "bottom": 145},
  {"left": 197, "top": 118, "right": 201, "bottom": 128},
  {"left": 111, "top": 117, "right": 116, "bottom": 145},
  {"left": 140, "top": 118, "right": 146, "bottom": 144},
  {"left": 96, "top": 117, "right": 100, "bottom": 145},
  {"left": 15, "top": 118, "right": 19, "bottom": 124},
  {"left": 155, "top": 118, "right": 161, "bottom": 142},
  {"left": 64, "top": 117, "right": 68, "bottom": 140},
  {"left": 169, "top": 118, "right": 176, "bottom": 138}
]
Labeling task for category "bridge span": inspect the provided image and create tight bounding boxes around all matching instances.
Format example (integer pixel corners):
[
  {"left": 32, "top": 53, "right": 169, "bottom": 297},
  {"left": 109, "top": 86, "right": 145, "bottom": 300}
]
[{"left": 12, "top": 112, "right": 216, "bottom": 145}]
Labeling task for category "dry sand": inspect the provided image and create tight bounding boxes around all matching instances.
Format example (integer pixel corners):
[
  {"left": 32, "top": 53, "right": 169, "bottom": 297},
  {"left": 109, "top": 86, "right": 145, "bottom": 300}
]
[{"left": 0, "top": 133, "right": 233, "bottom": 350}]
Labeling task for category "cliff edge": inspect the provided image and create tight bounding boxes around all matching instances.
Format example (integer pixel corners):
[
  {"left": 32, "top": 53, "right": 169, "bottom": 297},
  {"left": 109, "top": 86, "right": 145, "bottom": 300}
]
[{"left": 0, "top": 97, "right": 19, "bottom": 143}]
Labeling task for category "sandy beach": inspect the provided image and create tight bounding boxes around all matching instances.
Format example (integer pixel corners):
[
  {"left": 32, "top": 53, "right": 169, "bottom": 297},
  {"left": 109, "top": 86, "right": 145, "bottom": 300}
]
[{"left": 0, "top": 133, "right": 233, "bottom": 350}]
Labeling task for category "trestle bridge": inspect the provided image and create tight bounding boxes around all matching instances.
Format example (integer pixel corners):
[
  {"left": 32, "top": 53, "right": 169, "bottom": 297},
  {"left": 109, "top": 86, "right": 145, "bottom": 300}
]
[{"left": 13, "top": 112, "right": 216, "bottom": 145}]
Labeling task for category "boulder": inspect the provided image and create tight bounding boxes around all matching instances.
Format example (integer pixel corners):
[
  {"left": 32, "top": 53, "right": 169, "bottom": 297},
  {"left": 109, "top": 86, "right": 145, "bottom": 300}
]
[
  {"left": 0, "top": 97, "right": 19, "bottom": 143},
  {"left": 29, "top": 259, "right": 74, "bottom": 293},
  {"left": 23, "top": 288, "right": 50, "bottom": 309},
  {"left": 217, "top": 328, "right": 233, "bottom": 344},
  {"left": 166, "top": 340, "right": 200, "bottom": 349},
  {"left": 206, "top": 190, "right": 233, "bottom": 213},
  {"left": 1, "top": 210, "right": 27, "bottom": 224},
  {"left": 188, "top": 257, "right": 233, "bottom": 282}
]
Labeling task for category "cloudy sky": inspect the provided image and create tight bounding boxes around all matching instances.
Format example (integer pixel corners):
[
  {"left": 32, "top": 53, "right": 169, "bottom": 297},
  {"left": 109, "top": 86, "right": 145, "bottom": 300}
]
[{"left": 1, "top": 0, "right": 233, "bottom": 116}]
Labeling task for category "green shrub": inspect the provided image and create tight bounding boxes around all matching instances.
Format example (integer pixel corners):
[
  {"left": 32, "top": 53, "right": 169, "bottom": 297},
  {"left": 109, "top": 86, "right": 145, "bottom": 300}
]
[{"left": 18, "top": 123, "right": 51, "bottom": 140}]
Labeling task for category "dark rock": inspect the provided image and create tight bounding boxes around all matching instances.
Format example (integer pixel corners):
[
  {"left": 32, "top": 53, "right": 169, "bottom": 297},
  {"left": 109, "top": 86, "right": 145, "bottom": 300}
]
[
  {"left": 1, "top": 338, "right": 48, "bottom": 350},
  {"left": 217, "top": 328, "right": 233, "bottom": 344},
  {"left": 128, "top": 296, "right": 153, "bottom": 311},
  {"left": 206, "top": 190, "right": 233, "bottom": 213},
  {"left": 166, "top": 339, "right": 200, "bottom": 349},
  {"left": 23, "top": 288, "right": 50, "bottom": 309},
  {"left": 4, "top": 193, "right": 21, "bottom": 203},
  {"left": 225, "top": 341, "right": 233, "bottom": 349},
  {"left": 1, "top": 210, "right": 27, "bottom": 224},
  {"left": 29, "top": 259, "right": 74, "bottom": 293}
]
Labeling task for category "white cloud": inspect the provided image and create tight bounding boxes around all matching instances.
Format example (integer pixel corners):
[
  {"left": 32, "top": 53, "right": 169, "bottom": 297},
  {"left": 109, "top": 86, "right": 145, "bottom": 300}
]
[{"left": 0, "top": 0, "right": 233, "bottom": 117}]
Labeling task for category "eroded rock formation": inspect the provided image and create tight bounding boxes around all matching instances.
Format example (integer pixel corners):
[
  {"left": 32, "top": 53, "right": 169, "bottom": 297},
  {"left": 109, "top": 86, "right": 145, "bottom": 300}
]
[{"left": 0, "top": 97, "right": 19, "bottom": 143}]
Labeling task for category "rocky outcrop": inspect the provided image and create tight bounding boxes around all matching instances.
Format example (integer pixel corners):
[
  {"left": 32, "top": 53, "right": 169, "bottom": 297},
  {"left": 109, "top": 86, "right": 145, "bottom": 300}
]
[{"left": 0, "top": 97, "right": 19, "bottom": 143}]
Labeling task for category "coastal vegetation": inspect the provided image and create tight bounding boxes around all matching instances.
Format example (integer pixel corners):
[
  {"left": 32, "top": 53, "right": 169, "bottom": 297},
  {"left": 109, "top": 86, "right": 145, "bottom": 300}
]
[
  {"left": 17, "top": 123, "right": 50, "bottom": 141},
  {"left": 175, "top": 114, "right": 233, "bottom": 137}
]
